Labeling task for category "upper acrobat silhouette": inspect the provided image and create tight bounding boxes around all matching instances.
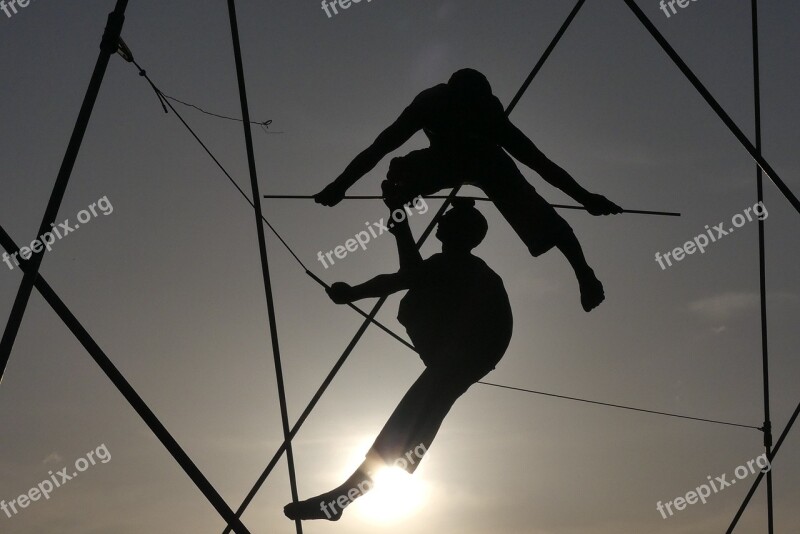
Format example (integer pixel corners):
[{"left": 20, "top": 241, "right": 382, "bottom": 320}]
[
  {"left": 285, "top": 190, "right": 513, "bottom": 522},
  {"left": 314, "top": 68, "right": 622, "bottom": 311}
]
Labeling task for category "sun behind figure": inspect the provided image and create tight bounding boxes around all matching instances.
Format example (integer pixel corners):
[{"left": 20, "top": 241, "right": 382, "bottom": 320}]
[{"left": 354, "top": 465, "right": 428, "bottom": 524}]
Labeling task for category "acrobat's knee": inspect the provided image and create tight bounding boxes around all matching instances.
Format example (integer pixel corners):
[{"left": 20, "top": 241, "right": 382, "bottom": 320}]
[
  {"left": 387, "top": 156, "right": 408, "bottom": 184},
  {"left": 383, "top": 159, "right": 418, "bottom": 204},
  {"left": 381, "top": 179, "right": 409, "bottom": 208},
  {"left": 527, "top": 226, "right": 575, "bottom": 257},
  {"left": 527, "top": 243, "right": 553, "bottom": 258}
]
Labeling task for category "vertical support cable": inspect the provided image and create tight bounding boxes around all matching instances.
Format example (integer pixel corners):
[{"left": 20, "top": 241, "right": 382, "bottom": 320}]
[
  {"left": 221, "top": 1, "right": 588, "bottom": 530},
  {"left": 620, "top": 0, "right": 800, "bottom": 217},
  {"left": 750, "top": 1, "right": 774, "bottom": 531},
  {"left": 224, "top": 2, "right": 303, "bottom": 533},
  {"left": 0, "top": 0, "right": 130, "bottom": 383},
  {"left": 727, "top": 400, "right": 800, "bottom": 533}
]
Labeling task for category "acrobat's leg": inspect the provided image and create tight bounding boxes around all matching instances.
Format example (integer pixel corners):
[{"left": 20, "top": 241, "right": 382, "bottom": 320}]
[
  {"left": 555, "top": 233, "right": 604, "bottom": 311},
  {"left": 284, "top": 365, "right": 476, "bottom": 522},
  {"left": 474, "top": 148, "right": 604, "bottom": 311},
  {"left": 368, "top": 366, "right": 470, "bottom": 471},
  {"left": 283, "top": 460, "right": 381, "bottom": 521},
  {"left": 385, "top": 148, "right": 459, "bottom": 204}
]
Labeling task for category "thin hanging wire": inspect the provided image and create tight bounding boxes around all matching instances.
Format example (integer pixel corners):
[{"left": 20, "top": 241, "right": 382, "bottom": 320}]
[
  {"left": 159, "top": 93, "right": 281, "bottom": 134},
  {"left": 478, "top": 381, "right": 762, "bottom": 430}
]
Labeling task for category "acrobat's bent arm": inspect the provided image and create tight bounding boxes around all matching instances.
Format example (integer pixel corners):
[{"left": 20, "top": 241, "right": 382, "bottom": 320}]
[
  {"left": 500, "top": 121, "right": 590, "bottom": 202},
  {"left": 332, "top": 107, "right": 421, "bottom": 191},
  {"left": 390, "top": 215, "right": 423, "bottom": 271},
  {"left": 349, "top": 272, "right": 413, "bottom": 300}
]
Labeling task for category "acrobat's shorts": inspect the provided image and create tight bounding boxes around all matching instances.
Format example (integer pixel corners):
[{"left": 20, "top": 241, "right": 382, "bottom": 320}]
[{"left": 386, "top": 146, "right": 573, "bottom": 256}]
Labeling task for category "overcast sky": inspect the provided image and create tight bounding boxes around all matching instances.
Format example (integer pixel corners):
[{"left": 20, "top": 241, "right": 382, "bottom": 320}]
[{"left": 0, "top": 1, "right": 798, "bottom": 533}]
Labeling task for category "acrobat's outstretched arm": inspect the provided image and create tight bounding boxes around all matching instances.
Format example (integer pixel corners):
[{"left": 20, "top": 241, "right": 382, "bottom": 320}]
[
  {"left": 500, "top": 121, "right": 623, "bottom": 216},
  {"left": 315, "top": 104, "right": 422, "bottom": 207},
  {"left": 326, "top": 271, "right": 412, "bottom": 304},
  {"left": 326, "top": 205, "right": 421, "bottom": 304}
]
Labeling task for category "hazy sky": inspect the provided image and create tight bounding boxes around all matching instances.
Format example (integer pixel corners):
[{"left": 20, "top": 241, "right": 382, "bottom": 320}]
[{"left": 1, "top": 1, "right": 798, "bottom": 533}]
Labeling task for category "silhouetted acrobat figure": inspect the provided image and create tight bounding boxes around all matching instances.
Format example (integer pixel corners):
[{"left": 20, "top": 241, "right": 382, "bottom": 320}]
[
  {"left": 315, "top": 68, "right": 622, "bottom": 311},
  {"left": 284, "top": 194, "right": 513, "bottom": 521}
]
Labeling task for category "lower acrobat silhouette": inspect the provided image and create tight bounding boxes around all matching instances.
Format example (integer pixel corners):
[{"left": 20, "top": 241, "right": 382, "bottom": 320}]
[{"left": 285, "top": 193, "right": 513, "bottom": 521}]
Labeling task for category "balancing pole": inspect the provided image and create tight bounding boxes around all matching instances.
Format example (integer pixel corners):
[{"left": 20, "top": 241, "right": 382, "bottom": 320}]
[{"left": 262, "top": 194, "right": 680, "bottom": 217}]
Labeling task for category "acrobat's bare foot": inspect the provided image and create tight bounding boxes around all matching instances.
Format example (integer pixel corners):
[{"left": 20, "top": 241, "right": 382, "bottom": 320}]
[
  {"left": 578, "top": 270, "right": 605, "bottom": 312},
  {"left": 284, "top": 495, "right": 343, "bottom": 522}
]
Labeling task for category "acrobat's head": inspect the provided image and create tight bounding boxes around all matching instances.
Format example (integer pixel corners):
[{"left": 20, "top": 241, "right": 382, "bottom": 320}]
[
  {"left": 447, "top": 68, "right": 493, "bottom": 104},
  {"left": 436, "top": 198, "right": 488, "bottom": 252}
]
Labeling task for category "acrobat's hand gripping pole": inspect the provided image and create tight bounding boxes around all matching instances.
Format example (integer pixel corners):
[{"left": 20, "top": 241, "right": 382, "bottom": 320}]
[
  {"left": 0, "top": 0, "right": 129, "bottom": 384},
  {"left": 221, "top": 1, "right": 589, "bottom": 530}
]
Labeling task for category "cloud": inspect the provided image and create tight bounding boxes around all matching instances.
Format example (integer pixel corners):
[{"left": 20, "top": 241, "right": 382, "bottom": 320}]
[
  {"left": 688, "top": 292, "right": 759, "bottom": 321},
  {"left": 689, "top": 291, "right": 798, "bottom": 322},
  {"left": 42, "top": 452, "right": 63, "bottom": 465}
]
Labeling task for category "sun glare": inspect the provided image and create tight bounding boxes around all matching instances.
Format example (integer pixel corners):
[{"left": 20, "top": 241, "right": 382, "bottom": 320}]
[{"left": 354, "top": 465, "right": 428, "bottom": 524}]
